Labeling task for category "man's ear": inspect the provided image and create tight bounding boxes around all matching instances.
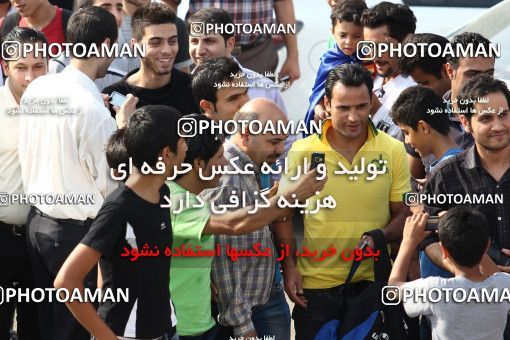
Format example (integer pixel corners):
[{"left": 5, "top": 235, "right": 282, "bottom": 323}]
[
  {"left": 103, "top": 37, "right": 112, "bottom": 47},
  {"left": 239, "top": 127, "right": 251, "bottom": 147},
  {"left": 130, "top": 37, "right": 140, "bottom": 50},
  {"left": 417, "top": 120, "right": 431, "bottom": 134},
  {"left": 439, "top": 241, "right": 449, "bottom": 259},
  {"left": 459, "top": 114, "right": 472, "bottom": 133},
  {"left": 160, "top": 146, "right": 173, "bottom": 161},
  {"left": 440, "top": 64, "right": 449, "bottom": 80},
  {"left": 445, "top": 62, "right": 455, "bottom": 80},
  {"left": 1, "top": 60, "right": 9, "bottom": 76},
  {"left": 199, "top": 99, "right": 215, "bottom": 116},
  {"left": 225, "top": 36, "right": 235, "bottom": 54},
  {"left": 193, "top": 158, "right": 205, "bottom": 171},
  {"left": 324, "top": 95, "right": 331, "bottom": 113}
]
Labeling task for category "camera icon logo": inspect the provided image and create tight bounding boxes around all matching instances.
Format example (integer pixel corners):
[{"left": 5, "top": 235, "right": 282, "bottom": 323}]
[
  {"left": 1, "top": 41, "right": 21, "bottom": 61},
  {"left": 190, "top": 22, "right": 205, "bottom": 37},
  {"left": 178, "top": 118, "right": 197, "bottom": 138},
  {"left": 404, "top": 193, "right": 420, "bottom": 207},
  {"left": 382, "top": 286, "right": 401, "bottom": 305},
  {"left": 356, "top": 41, "right": 376, "bottom": 61},
  {"left": 0, "top": 193, "right": 10, "bottom": 207}
]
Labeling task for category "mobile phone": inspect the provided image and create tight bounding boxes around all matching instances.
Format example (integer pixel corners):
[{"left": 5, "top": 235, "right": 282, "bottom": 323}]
[
  {"left": 279, "top": 75, "right": 290, "bottom": 84},
  {"left": 311, "top": 152, "right": 325, "bottom": 169},
  {"left": 487, "top": 243, "right": 510, "bottom": 266},
  {"left": 425, "top": 216, "right": 441, "bottom": 231},
  {"left": 109, "top": 91, "right": 127, "bottom": 107}
]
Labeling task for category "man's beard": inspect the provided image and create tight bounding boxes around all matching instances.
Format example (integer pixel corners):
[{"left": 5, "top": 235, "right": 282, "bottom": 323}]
[{"left": 141, "top": 57, "right": 173, "bottom": 76}]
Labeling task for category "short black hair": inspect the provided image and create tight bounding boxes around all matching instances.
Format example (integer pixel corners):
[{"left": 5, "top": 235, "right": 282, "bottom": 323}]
[
  {"left": 106, "top": 128, "right": 128, "bottom": 171},
  {"left": 132, "top": 3, "right": 177, "bottom": 41},
  {"left": 67, "top": 7, "right": 118, "bottom": 58},
  {"left": 361, "top": 2, "right": 416, "bottom": 42},
  {"left": 447, "top": 32, "right": 492, "bottom": 69},
  {"left": 325, "top": 63, "right": 374, "bottom": 101},
  {"left": 192, "top": 57, "right": 242, "bottom": 108},
  {"left": 331, "top": 0, "right": 367, "bottom": 27},
  {"left": 438, "top": 206, "right": 489, "bottom": 268},
  {"left": 1, "top": 27, "right": 48, "bottom": 61},
  {"left": 182, "top": 114, "right": 224, "bottom": 166},
  {"left": 399, "top": 33, "right": 450, "bottom": 78},
  {"left": 457, "top": 74, "right": 510, "bottom": 121},
  {"left": 76, "top": 0, "right": 93, "bottom": 9},
  {"left": 187, "top": 7, "right": 234, "bottom": 42},
  {"left": 390, "top": 86, "right": 450, "bottom": 135},
  {"left": 124, "top": 105, "right": 182, "bottom": 170}
]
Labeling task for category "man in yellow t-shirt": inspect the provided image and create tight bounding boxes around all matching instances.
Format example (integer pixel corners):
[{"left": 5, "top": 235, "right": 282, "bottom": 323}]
[{"left": 276, "top": 63, "right": 411, "bottom": 339}]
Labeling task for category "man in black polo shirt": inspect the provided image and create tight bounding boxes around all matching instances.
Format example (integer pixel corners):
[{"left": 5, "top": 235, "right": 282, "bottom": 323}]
[
  {"left": 103, "top": 3, "right": 200, "bottom": 117},
  {"left": 421, "top": 74, "right": 510, "bottom": 336},
  {"left": 55, "top": 105, "right": 187, "bottom": 339}
]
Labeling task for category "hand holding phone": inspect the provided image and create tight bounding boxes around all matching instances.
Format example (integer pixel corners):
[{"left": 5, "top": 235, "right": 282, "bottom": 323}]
[
  {"left": 109, "top": 91, "right": 128, "bottom": 107},
  {"left": 487, "top": 243, "right": 510, "bottom": 266},
  {"left": 311, "top": 152, "right": 325, "bottom": 170}
]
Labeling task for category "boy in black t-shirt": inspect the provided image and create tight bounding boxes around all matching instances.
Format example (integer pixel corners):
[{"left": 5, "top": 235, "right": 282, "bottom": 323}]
[
  {"left": 103, "top": 3, "right": 200, "bottom": 118},
  {"left": 55, "top": 105, "right": 187, "bottom": 339}
]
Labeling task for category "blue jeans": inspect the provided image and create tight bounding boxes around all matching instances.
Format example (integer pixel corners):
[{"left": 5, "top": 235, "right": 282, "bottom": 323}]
[
  {"left": 252, "top": 283, "right": 291, "bottom": 339},
  {"left": 213, "top": 283, "right": 290, "bottom": 339}
]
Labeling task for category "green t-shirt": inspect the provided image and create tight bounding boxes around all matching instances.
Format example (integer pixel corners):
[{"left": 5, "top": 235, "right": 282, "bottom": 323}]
[{"left": 167, "top": 181, "right": 216, "bottom": 336}]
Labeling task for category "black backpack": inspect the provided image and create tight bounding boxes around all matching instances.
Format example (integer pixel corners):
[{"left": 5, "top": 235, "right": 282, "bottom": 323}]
[{"left": 0, "top": 9, "right": 72, "bottom": 44}]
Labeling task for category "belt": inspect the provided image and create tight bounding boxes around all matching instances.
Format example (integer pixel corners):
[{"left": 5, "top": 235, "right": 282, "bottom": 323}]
[
  {"left": 0, "top": 221, "right": 24, "bottom": 236},
  {"left": 32, "top": 207, "right": 89, "bottom": 227},
  {"left": 233, "top": 34, "right": 270, "bottom": 54}
]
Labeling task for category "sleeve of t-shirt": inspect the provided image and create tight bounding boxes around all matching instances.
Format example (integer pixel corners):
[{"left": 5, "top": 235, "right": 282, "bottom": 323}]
[
  {"left": 171, "top": 199, "right": 211, "bottom": 241},
  {"left": 81, "top": 199, "right": 125, "bottom": 258},
  {"left": 390, "top": 142, "right": 412, "bottom": 202},
  {"left": 402, "top": 277, "right": 439, "bottom": 317}
]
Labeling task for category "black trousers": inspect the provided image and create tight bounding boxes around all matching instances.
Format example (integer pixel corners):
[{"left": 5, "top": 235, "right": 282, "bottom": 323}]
[
  {"left": 0, "top": 221, "right": 40, "bottom": 340},
  {"left": 26, "top": 208, "right": 96, "bottom": 340}
]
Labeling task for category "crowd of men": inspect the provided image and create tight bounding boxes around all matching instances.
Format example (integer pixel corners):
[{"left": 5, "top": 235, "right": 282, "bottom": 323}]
[{"left": 1, "top": 0, "right": 510, "bottom": 340}]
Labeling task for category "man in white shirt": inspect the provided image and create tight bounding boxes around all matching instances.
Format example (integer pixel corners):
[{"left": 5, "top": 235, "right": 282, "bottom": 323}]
[
  {"left": 0, "top": 26, "right": 48, "bottom": 340},
  {"left": 48, "top": 0, "right": 129, "bottom": 90},
  {"left": 361, "top": 2, "right": 417, "bottom": 141},
  {"left": 17, "top": 8, "right": 120, "bottom": 340}
]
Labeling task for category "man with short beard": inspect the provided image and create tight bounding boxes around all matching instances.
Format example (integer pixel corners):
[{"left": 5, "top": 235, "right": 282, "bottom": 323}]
[
  {"left": 103, "top": 3, "right": 199, "bottom": 117},
  {"left": 361, "top": 2, "right": 417, "bottom": 141},
  {"left": 121, "top": 0, "right": 192, "bottom": 72}
]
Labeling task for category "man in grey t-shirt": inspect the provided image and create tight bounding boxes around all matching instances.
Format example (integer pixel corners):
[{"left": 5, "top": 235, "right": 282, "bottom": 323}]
[{"left": 388, "top": 207, "right": 510, "bottom": 340}]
